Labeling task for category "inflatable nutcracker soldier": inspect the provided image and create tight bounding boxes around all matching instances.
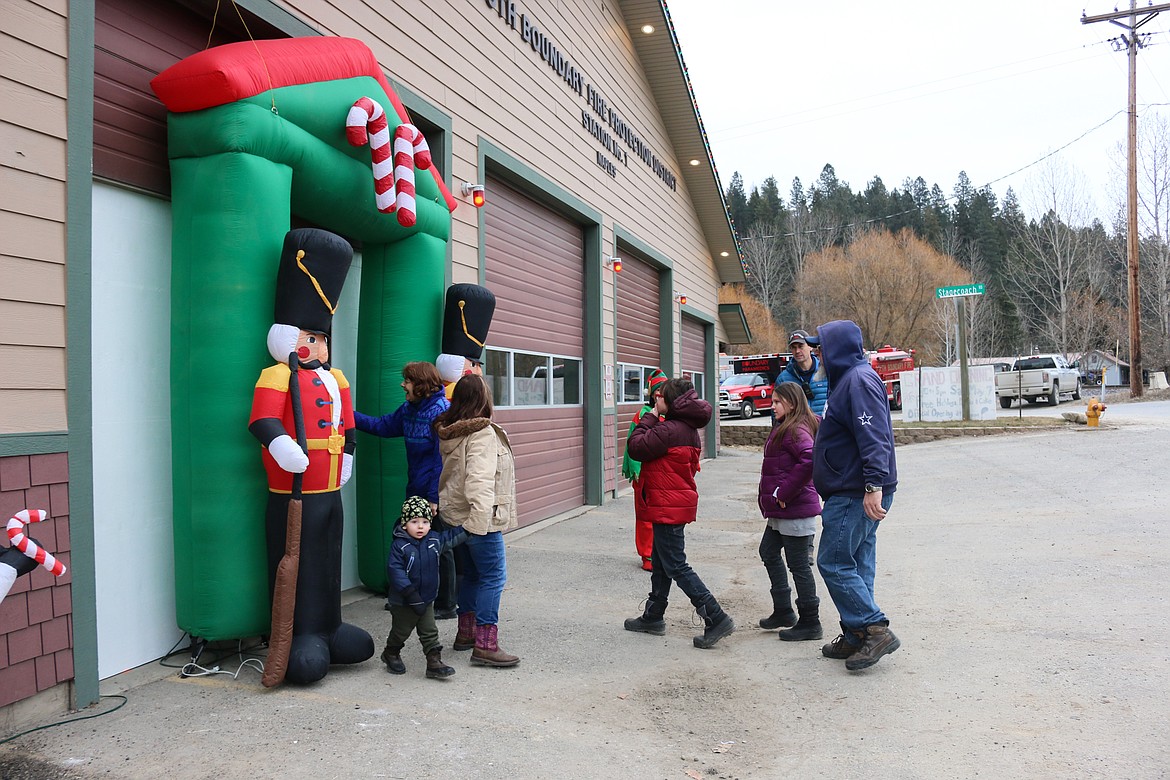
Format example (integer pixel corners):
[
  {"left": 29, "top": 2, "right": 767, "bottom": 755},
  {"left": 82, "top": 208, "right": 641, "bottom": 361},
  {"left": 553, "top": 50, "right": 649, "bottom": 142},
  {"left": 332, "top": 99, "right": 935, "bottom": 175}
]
[
  {"left": 248, "top": 228, "right": 374, "bottom": 685},
  {"left": 435, "top": 284, "right": 496, "bottom": 398}
]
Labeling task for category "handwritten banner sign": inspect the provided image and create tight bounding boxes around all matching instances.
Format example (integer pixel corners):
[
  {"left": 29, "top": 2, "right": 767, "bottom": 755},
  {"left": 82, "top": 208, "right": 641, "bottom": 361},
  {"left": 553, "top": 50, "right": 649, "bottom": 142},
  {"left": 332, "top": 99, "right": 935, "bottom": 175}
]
[{"left": 900, "top": 366, "right": 996, "bottom": 422}]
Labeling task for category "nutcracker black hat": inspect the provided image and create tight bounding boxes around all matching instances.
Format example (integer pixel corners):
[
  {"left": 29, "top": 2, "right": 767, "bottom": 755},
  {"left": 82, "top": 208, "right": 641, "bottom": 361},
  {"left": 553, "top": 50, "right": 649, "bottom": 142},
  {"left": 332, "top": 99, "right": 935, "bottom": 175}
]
[
  {"left": 440, "top": 283, "right": 496, "bottom": 361},
  {"left": 273, "top": 228, "right": 354, "bottom": 339}
]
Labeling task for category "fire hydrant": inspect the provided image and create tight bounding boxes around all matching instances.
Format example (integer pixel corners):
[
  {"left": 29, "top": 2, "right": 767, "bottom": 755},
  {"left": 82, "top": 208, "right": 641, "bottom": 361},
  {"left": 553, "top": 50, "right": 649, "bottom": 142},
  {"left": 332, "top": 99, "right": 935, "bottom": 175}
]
[{"left": 1086, "top": 399, "right": 1107, "bottom": 427}]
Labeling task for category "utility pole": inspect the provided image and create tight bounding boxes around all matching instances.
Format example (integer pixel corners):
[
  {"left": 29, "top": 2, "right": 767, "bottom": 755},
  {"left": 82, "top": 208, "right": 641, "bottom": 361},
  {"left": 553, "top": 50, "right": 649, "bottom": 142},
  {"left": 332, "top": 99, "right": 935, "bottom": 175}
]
[{"left": 1082, "top": 1, "right": 1170, "bottom": 397}]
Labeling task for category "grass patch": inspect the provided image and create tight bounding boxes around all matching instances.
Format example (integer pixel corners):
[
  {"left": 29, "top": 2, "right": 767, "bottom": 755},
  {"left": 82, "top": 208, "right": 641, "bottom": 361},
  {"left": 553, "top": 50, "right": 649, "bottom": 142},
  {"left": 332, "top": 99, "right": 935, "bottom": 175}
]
[
  {"left": 893, "top": 417, "right": 1067, "bottom": 429},
  {"left": 1100, "top": 387, "right": 1170, "bottom": 404}
]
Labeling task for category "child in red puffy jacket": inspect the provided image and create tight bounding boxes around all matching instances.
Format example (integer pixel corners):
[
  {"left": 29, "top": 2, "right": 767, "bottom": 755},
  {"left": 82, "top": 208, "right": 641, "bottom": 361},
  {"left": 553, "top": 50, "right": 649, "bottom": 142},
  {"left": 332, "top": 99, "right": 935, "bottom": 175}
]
[{"left": 622, "top": 378, "right": 735, "bottom": 649}]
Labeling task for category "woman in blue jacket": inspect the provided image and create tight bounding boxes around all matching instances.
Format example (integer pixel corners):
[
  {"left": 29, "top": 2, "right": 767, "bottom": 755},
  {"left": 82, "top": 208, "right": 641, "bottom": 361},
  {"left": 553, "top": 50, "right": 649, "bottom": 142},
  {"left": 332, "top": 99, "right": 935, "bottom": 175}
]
[{"left": 354, "top": 361, "right": 456, "bottom": 616}]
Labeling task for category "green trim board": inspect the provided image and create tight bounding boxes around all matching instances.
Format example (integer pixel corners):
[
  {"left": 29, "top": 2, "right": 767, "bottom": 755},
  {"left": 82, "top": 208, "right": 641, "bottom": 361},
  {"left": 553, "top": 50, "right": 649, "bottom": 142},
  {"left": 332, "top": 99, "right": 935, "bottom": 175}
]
[
  {"left": 475, "top": 137, "right": 605, "bottom": 507},
  {"left": 230, "top": 0, "right": 318, "bottom": 37},
  {"left": 681, "top": 305, "right": 718, "bottom": 456},
  {"left": 66, "top": 1, "right": 99, "bottom": 708},
  {"left": 0, "top": 433, "right": 69, "bottom": 457}
]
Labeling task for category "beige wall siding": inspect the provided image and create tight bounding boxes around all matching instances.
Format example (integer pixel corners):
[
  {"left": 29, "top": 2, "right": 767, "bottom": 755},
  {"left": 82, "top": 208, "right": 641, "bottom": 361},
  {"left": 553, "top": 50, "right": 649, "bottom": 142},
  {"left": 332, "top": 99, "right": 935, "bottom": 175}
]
[
  {"left": 0, "top": 0, "right": 68, "bottom": 433},
  {"left": 280, "top": 0, "right": 723, "bottom": 346}
]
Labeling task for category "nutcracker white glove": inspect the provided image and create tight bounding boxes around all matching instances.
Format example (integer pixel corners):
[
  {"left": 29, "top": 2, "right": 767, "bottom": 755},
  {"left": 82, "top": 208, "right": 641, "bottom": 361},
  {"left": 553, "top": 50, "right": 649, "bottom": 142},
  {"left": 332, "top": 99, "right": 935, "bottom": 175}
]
[
  {"left": 341, "top": 453, "right": 354, "bottom": 486},
  {"left": 268, "top": 435, "right": 309, "bottom": 473}
]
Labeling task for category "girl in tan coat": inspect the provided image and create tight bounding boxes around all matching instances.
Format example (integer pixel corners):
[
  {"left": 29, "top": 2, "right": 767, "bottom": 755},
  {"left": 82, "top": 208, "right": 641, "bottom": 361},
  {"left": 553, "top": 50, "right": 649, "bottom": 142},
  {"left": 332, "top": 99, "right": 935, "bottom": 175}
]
[{"left": 434, "top": 374, "right": 520, "bottom": 667}]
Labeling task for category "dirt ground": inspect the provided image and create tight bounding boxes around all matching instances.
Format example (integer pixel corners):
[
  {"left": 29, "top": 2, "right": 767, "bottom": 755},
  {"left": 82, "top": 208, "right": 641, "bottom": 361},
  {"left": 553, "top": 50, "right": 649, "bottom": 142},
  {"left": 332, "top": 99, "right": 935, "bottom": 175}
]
[{"left": 2, "top": 414, "right": 1168, "bottom": 779}]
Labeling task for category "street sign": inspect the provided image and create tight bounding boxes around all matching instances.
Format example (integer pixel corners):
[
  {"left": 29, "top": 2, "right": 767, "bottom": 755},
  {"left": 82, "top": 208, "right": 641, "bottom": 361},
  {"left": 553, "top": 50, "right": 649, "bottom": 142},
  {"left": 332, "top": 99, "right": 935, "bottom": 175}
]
[{"left": 936, "top": 283, "right": 985, "bottom": 299}]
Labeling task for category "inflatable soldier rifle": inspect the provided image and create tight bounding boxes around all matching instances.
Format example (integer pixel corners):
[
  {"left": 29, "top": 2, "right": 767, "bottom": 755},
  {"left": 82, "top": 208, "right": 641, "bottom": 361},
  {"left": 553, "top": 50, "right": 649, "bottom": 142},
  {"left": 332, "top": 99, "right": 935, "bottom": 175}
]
[{"left": 261, "top": 353, "right": 306, "bottom": 688}]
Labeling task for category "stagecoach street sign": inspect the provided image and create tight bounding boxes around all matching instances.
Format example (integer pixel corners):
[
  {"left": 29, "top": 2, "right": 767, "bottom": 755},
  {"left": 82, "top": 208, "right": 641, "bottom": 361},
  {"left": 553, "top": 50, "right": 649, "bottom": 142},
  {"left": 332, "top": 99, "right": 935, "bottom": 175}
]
[{"left": 936, "top": 283, "right": 985, "bottom": 299}]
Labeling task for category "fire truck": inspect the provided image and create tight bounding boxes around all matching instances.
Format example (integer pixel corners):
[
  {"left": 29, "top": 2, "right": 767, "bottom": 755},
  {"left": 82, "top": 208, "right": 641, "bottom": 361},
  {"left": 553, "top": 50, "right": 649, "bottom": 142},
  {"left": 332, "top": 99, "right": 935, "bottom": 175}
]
[
  {"left": 718, "top": 353, "right": 791, "bottom": 419},
  {"left": 867, "top": 345, "right": 916, "bottom": 410}
]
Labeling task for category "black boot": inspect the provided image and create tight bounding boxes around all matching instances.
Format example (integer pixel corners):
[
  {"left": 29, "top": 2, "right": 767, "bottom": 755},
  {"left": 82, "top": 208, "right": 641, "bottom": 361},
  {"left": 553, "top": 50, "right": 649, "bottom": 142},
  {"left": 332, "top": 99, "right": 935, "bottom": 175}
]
[
  {"left": 758, "top": 587, "right": 796, "bottom": 630},
  {"left": 425, "top": 646, "right": 456, "bottom": 679},
  {"left": 624, "top": 596, "right": 668, "bottom": 636},
  {"left": 380, "top": 643, "right": 406, "bottom": 674},
  {"left": 693, "top": 601, "right": 735, "bottom": 649},
  {"left": 778, "top": 600, "right": 823, "bottom": 641}
]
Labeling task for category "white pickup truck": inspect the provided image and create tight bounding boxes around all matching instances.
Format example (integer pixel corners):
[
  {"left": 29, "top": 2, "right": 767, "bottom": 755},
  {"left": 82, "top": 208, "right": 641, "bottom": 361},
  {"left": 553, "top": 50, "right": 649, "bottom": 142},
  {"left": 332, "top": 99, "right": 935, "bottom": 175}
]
[{"left": 995, "top": 354, "right": 1081, "bottom": 408}]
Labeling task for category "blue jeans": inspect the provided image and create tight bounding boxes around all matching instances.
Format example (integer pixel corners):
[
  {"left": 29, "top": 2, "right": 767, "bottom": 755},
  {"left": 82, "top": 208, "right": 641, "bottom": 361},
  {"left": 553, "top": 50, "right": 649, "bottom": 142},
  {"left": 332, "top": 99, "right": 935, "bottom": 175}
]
[
  {"left": 456, "top": 531, "right": 506, "bottom": 626},
  {"left": 649, "top": 523, "right": 716, "bottom": 611},
  {"left": 817, "top": 494, "right": 893, "bottom": 633}
]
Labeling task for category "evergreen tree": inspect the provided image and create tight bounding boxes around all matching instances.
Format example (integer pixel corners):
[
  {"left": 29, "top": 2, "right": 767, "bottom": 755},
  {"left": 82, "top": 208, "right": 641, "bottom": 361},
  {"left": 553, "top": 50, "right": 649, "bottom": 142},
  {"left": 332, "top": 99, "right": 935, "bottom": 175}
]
[{"left": 725, "top": 172, "right": 750, "bottom": 239}]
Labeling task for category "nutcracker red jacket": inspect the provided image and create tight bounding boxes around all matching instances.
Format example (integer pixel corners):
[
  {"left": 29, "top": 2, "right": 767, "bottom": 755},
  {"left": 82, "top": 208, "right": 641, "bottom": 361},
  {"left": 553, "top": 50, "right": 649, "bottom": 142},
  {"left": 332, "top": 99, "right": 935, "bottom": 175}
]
[
  {"left": 624, "top": 389, "right": 712, "bottom": 525},
  {"left": 249, "top": 363, "right": 356, "bottom": 494}
]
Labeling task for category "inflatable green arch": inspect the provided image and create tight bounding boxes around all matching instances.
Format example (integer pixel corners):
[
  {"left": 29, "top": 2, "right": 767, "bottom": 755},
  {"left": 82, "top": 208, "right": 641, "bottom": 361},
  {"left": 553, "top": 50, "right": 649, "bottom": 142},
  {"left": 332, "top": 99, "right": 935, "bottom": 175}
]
[{"left": 152, "top": 37, "right": 454, "bottom": 641}]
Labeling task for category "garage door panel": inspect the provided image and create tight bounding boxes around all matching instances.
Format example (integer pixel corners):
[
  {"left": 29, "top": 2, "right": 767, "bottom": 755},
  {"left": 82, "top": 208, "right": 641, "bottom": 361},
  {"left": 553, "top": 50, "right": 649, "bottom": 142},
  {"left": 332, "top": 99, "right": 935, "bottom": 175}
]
[
  {"left": 616, "top": 252, "right": 660, "bottom": 369},
  {"left": 487, "top": 179, "right": 586, "bottom": 527}
]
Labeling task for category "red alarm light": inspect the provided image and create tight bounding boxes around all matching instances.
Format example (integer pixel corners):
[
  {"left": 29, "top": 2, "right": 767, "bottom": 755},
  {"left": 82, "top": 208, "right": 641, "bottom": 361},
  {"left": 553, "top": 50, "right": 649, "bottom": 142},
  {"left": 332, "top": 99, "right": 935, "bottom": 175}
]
[{"left": 461, "top": 182, "right": 486, "bottom": 208}]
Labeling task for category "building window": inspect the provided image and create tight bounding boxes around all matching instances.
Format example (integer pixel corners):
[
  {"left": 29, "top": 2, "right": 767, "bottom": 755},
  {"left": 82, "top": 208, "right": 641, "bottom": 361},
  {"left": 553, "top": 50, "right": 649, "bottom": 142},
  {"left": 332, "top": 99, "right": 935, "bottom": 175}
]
[
  {"left": 484, "top": 349, "right": 511, "bottom": 406},
  {"left": 619, "top": 364, "right": 665, "bottom": 404},
  {"left": 485, "top": 348, "right": 582, "bottom": 408},
  {"left": 682, "top": 371, "right": 705, "bottom": 399}
]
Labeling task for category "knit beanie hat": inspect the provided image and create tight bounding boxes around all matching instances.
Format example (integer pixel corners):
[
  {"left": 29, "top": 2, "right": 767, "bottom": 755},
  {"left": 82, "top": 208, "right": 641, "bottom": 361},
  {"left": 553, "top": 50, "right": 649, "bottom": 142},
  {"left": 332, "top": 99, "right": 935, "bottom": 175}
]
[
  {"left": 399, "top": 496, "right": 433, "bottom": 526},
  {"left": 646, "top": 369, "right": 668, "bottom": 399}
]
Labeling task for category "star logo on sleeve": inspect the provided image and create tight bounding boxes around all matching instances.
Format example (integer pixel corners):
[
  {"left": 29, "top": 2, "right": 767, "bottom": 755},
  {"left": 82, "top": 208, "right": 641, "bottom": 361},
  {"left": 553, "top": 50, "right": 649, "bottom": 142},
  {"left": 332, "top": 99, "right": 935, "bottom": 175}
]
[{"left": 858, "top": 411, "right": 873, "bottom": 426}]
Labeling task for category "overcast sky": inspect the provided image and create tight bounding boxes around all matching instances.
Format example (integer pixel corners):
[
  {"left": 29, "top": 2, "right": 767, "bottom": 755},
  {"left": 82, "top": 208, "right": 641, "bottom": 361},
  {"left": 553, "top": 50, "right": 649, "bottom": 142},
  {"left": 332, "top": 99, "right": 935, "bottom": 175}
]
[{"left": 665, "top": 0, "right": 1170, "bottom": 224}]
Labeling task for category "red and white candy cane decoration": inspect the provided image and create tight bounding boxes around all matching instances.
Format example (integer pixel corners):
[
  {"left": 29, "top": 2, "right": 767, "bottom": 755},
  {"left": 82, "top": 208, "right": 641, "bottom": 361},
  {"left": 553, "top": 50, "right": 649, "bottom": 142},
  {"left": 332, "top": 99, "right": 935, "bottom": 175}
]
[
  {"left": 345, "top": 97, "right": 432, "bottom": 228},
  {"left": 7, "top": 509, "right": 66, "bottom": 577}
]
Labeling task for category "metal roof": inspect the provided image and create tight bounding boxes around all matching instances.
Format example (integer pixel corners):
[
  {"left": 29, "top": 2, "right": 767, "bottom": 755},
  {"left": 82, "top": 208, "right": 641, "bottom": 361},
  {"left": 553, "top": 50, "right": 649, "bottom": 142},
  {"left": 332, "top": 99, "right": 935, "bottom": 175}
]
[{"left": 620, "top": 0, "right": 746, "bottom": 283}]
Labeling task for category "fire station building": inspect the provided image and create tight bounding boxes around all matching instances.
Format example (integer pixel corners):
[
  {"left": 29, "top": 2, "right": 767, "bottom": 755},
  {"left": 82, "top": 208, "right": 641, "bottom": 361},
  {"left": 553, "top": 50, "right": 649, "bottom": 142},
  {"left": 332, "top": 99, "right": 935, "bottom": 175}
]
[{"left": 0, "top": 0, "right": 749, "bottom": 717}]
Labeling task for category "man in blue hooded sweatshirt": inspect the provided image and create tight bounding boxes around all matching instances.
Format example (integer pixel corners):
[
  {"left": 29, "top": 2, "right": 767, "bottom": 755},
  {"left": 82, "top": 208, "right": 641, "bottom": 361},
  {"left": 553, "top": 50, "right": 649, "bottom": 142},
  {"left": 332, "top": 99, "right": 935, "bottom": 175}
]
[{"left": 812, "top": 320, "right": 900, "bottom": 671}]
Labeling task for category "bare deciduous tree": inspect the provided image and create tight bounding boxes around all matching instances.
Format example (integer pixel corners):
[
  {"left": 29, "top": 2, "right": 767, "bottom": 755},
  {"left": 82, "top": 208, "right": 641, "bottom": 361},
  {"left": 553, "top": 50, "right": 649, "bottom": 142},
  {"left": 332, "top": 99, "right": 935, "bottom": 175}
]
[
  {"left": 718, "top": 284, "right": 787, "bottom": 354},
  {"left": 797, "top": 228, "right": 969, "bottom": 363},
  {"left": 1006, "top": 159, "right": 1106, "bottom": 358}
]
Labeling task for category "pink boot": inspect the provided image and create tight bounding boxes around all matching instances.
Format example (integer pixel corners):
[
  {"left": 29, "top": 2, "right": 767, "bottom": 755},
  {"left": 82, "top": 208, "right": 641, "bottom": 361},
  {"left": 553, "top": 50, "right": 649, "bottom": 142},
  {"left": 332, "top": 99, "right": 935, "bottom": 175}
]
[
  {"left": 470, "top": 624, "right": 519, "bottom": 667},
  {"left": 453, "top": 612, "right": 475, "bottom": 651}
]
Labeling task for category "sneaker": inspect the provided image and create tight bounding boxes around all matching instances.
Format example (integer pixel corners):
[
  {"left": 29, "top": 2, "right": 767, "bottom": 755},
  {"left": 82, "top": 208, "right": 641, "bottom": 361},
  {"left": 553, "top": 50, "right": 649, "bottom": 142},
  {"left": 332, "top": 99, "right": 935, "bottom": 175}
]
[
  {"left": 822, "top": 633, "right": 861, "bottom": 659},
  {"left": 845, "top": 625, "right": 901, "bottom": 671}
]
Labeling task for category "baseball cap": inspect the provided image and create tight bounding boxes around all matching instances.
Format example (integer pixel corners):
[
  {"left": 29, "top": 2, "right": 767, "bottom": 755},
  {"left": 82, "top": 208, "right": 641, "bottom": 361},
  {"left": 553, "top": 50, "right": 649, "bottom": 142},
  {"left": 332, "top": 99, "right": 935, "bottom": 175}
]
[{"left": 788, "top": 330, "right": 811, "bottom": 347}]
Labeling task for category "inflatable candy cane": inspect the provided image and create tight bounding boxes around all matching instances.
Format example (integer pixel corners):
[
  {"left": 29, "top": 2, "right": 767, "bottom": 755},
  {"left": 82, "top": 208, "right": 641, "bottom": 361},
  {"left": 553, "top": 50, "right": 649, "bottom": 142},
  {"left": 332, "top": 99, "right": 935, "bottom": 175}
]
[
  {"left": 7, "top": 509, "right": 66, "bottom": 577},
  {"left": 2, "top": 509, "right": 66, "bottom": 605},
  {"left": 345, "top": 97, "right": 432, "bottom": 228},
  {"left": 389, "top": 123, "right": 432, "bottom": 228}
]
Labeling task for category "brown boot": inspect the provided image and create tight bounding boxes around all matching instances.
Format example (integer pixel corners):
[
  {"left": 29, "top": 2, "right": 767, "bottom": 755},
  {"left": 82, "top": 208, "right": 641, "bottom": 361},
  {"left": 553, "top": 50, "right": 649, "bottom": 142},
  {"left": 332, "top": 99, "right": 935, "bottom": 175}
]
[
  {"left": 425, "top": 646, "right": 455, "bottom": 679},
  {"left": 845, "top": 624, "right": 900, "bottom": 671},
  {"left": 821, "top": 624, "right": 864, "bottom": 659},
  {"left": 453, "top": 611, "right": 476, "bottom": 651},
  {"left": 470, "top": 624, "right": 519, "bottom": 667}
]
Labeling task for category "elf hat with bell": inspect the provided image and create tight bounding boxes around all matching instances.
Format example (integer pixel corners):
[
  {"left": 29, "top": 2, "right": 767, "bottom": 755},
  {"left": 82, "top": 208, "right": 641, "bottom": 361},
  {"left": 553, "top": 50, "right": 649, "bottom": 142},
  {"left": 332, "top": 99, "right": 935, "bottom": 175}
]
[
  {"left": 272, "top": 228, "right": 354, "bottom": 340},
  {"left": 646, "top": 368, "right": 668, "bottom": 400},
  {"left": 440, "top": 283, "right": 496, "bottom": 361}
]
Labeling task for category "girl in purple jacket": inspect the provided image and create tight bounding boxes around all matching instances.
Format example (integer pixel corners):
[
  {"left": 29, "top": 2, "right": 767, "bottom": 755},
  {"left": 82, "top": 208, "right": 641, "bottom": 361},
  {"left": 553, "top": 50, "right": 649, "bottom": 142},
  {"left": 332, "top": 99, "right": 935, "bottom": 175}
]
[{"left": 757, "top": 381, "right": 823, "bottom": 641}]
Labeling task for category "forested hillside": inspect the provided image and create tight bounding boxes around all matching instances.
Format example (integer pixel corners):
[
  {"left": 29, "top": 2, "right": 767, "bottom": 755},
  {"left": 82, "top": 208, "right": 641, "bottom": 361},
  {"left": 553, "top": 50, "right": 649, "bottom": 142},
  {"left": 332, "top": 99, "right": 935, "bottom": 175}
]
[{"left": 724, "top": 129, "right": 1170, "bottom": 379}]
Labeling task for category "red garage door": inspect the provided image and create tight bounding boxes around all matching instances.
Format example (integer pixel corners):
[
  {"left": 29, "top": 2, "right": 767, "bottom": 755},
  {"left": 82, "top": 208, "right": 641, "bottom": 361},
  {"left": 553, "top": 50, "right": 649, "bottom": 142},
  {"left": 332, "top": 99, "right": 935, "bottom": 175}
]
[
  {"left": 483, "top": 178, "right": 586, "bottom": 527},
  {"left": 614, "top": 252, "right": 661, "bottom": 485}
]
